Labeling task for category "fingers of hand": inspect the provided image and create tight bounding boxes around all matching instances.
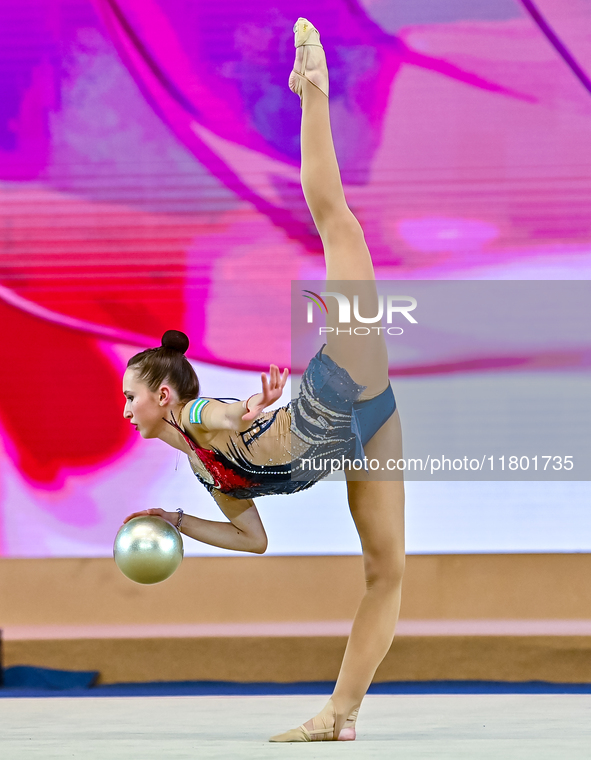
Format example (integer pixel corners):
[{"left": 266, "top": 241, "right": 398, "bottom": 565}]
[
  {"left": 270, "top": 365, "right": 288, "bottom": 390},
  {"left": 124, "top": 508, "right": 161, "bottom": 523},
  {"left": 257, "top": 365, "right": 287, "bottom": 407}
]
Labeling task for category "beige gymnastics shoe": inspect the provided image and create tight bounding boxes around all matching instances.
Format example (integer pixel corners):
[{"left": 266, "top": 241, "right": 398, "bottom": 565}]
[
  {"left": 288, "top": 17, "right": 329, "bottom": 104},
  {"left": 269, "top": 699, "right": 358, "bottom": 742}
]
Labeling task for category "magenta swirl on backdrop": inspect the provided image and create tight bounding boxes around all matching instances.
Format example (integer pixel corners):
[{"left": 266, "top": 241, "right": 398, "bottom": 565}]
[{"left": 0, "top": 0, "right": 591, "bottom": 553}]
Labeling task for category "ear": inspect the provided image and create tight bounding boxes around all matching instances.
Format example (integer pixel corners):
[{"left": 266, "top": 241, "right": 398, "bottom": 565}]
[{"left": 158, "top": 384, "right": 174, "bottom": 406}]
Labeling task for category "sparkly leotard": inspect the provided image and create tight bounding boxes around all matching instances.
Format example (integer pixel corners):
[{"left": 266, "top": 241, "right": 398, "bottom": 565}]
[{"left": 166, "top": 345, "right": 396, "bottom": 501}]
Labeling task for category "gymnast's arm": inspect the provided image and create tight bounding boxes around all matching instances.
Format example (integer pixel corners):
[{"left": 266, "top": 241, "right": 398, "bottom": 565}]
[
  {"left": 122, "top": 493, "right": 268, "bottom": 555},
  {"left": 193, "top": 364, "right": 289, "bottom": 434}
]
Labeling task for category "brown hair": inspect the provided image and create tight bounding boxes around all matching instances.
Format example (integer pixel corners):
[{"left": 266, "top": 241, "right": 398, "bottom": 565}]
[{"left": 127, "top": 330, "right": 200, "bottom": 402}]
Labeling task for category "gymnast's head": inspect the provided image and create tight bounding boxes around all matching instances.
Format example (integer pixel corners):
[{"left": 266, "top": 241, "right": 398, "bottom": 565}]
[{"left": 122, "top": 330, "right": 200, "bottom": 438}]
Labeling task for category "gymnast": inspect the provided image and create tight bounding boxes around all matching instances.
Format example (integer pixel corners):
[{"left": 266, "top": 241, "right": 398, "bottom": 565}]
[{"left": 122, "top": 18, "right": 405, "bottom": 742}]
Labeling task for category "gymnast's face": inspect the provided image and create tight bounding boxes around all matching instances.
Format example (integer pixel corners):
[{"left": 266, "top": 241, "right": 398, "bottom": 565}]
[{"left": 122, "top": 368, "right": 167, "bottom": 439}]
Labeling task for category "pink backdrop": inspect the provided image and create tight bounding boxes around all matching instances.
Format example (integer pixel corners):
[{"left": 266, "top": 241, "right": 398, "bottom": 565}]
[{"left": 0, "top": 0, "right": 590, "bottom": 555}]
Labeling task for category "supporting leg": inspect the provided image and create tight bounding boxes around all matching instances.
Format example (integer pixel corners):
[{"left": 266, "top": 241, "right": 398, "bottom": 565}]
[
  {"left": 331, "top": 415, "right": 405, "bottom": 736},
  {"left": 270, "top": 411, "right": 404, "bottom": 743},
  {"left": 305, "top": 413, "right": 405, "bottom": 739}
]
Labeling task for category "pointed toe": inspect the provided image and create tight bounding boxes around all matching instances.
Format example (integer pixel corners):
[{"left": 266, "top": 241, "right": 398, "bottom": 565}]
[{"left": 269, "top": 725, "right": 311, "bottom": 742}]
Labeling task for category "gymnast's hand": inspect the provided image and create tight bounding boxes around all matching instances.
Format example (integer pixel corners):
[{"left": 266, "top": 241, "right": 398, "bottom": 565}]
[
  {"left": 241, "top": 364, "right": 289, "bottom": 422},
  {"left": 122, "top": 507, "right": 177, "bottom": 526}
]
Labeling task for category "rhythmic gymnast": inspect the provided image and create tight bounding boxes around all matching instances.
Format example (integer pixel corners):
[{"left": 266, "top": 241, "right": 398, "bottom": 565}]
[{"left": 122, "top": 18, "right": 405, "bottom": 742}]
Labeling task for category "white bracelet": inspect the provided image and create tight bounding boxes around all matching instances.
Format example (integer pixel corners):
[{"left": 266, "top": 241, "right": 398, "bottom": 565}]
[{"left": 175, "top": 508, "right": 184, "bottom": 531}]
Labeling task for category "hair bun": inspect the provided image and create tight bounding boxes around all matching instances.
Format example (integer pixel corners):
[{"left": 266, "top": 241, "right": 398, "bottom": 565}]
[{"left": 161, "top": 330, "right": 189, "bottom": 354}]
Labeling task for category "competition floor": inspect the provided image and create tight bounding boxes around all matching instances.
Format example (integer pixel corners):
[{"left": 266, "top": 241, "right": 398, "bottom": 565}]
[{"left": 2, "top": 694, "right": 590, "bottom": 759}]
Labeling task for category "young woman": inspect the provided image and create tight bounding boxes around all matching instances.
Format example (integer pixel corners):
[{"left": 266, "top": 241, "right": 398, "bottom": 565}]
[{"left": 122, "top": 18, "right": 405, "bottom": 742}]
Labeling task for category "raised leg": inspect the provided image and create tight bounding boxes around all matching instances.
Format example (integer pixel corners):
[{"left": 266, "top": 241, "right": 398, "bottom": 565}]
[
  {"left": 300, "top": 78, "right": 389, "bottom": 399},
  {"left": 299, "top": 82, "right": 373, "bottom": 283}
]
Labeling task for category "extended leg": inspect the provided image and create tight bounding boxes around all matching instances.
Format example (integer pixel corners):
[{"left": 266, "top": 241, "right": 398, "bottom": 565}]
[
  {"left": 299, "top": 82, "right": 374, "bottom": 283},
  {"left": 299, "top": 74, "right": 388, "bottom": 397}
]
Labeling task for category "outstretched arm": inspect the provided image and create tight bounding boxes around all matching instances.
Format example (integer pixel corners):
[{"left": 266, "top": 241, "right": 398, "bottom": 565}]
[
  {"left": 123, "top": 492, "right": 267, "bottom": 554},
  {"left": 189, "top": 364, "right": 289, "bottom": 434}
]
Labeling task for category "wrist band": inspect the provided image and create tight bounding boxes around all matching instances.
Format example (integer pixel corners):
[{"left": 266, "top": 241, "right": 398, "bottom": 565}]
[
  {"left": 245, "top": 394, "right": 257, "bottom": 413},
  {"left": 176, "top": 508, "right": 184, "bottom": 531}
]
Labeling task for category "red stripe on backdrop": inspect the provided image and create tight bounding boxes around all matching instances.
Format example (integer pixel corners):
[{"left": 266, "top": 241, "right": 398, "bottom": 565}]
[{"left": 0, "top": 300, "right": 133, "bottom": 487}]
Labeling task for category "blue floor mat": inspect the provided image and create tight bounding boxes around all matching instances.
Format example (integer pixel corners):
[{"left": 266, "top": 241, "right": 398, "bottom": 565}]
[{"left": 2, "top": 678, "right": 591, "bottom": 698}]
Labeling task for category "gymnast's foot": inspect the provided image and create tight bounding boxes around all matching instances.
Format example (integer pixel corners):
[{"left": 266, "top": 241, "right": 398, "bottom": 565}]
[
  {"left": 289, "top": 18, "right": 329, "bottom": 103},
  {"left": 269, "top": 698, "right": 358, "bottom": 742}
]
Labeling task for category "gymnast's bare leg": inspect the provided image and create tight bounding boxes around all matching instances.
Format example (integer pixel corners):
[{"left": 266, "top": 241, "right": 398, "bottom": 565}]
[{"left": 270, "top": 20, "right": 405, "bottom": 742}]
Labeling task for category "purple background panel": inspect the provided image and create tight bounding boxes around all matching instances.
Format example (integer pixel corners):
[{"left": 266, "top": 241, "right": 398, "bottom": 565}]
[{"left": 0, "top": 0, "right": 590, "bottom": 554}]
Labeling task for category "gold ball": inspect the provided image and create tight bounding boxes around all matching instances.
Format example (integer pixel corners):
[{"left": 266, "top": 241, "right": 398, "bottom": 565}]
[{"left": 113, "top": 516, "right": 184, "bottom": 584}]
